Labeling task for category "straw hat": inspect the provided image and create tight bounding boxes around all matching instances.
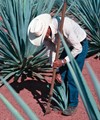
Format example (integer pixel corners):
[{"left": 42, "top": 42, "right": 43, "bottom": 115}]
[{"left": 27, "top": 14, "right": 52, "bottom": 46}]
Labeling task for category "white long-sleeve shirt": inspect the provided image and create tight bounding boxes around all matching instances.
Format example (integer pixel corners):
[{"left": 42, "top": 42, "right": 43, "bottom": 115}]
[{"left": 44, "top": 17, "right": 87, "bottom": 65}]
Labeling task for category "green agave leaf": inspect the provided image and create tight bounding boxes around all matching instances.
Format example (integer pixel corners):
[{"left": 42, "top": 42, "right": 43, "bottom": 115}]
[
  {"left": 45, "top": 0, "right": 56, "bottom": 13},
  {"left": 54, "top": 82, "right": 67, "bottom": 101},
  {"left": 2, "top": 60, "right": 20, "bottom": 66},
  {"left": 23, "top": 0, "right": 33, "bottom": 29},
  {"left": 0, "top": 47, "right": 20, "bottom": 63},
  {"left": 32, "top": 47, "right": 47, "bottom": 59},
  {"left": 87, "top": 42, "right": 100, "bottom": 57},
  {"left": 32, "top": 58, "right": 48, "bottom": 67},
  {"left": 1, "top": 66, "right": 19, "bottom": 72},
  {"left": 0, "top": 70, "right": 17, "bottom": 76},
  {"left": 36, "top": 0, "right": 56, "bottom": 15},
  {"left": 51, "top": 80, "right": 68, "bottom": 110},
  {"left": 85, "top": 62, "right": 100, "bottom": 100},
  {"left": 36, "top": 0, "right": 46, "bottom": 15},
  {"left": 0, "top": 30, "right": 19, "bottom": 59},
  {"left": 1, "top": 1, "right": 21, "bottom": 55},
  {"left": 6, "top": 0, "right": 18, "bottom": 41},
  {"left": 24, "top": 41, "right": 37, "bottom": 58},
  {"left": 14, "top": 74, "right": 22, "bottom": 82},
  {"left": 0, "top": 94, "right": 24, "bottom": 120},
  {"left": 32, "top": 72, "right": 44, "bottom": 80},
  {"left": 0, "top": 72, "right": 17, "bottom": 84},
  {"left": 51, "top": 97, "right": 65, "bottom": 111},
  {"left": 53, "top": 89, "right": 62, "bottom": 100}
]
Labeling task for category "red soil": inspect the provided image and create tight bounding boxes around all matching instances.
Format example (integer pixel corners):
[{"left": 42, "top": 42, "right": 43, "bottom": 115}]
[{"left": 0, "top": 55, "right": 100, "bottom": 120}]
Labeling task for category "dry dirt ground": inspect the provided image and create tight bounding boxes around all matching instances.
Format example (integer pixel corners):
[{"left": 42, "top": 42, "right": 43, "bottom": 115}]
[{"left": 0, "top": 55, "right": 100, "bottom": 120}]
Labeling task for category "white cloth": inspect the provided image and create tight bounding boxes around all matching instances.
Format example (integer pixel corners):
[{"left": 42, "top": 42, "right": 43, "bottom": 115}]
[{"left": 44, "top": 17, "right": 87, "bottom": 65}]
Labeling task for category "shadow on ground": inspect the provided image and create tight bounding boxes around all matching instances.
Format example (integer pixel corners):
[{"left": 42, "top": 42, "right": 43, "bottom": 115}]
[{"left": 10, "top": 78, "right": 50, "bottom": 113}]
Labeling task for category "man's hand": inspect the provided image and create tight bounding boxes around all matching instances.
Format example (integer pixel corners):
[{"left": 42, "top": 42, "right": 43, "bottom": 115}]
[
  {"left": 56, "top": 73, "right": 62, "bottom": 83},
  {"left": 53, "top": 59, "right": 66, "bottom": 68},
  {"left": 53, "top": 59, "right": 62, "bottom": 68}
]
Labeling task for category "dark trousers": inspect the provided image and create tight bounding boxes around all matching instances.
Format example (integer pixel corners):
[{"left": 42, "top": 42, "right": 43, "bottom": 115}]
[{"left": 59, "top": 39, "right": 88, "bottom": 107}]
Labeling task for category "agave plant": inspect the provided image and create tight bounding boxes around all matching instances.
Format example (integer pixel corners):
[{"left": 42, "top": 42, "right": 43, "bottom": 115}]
[
  {"left": 51, "top": 81, "right": 68, "bottom": 111},
  {"left": 0, "top": 0, "right": 59, "bottom": 84}
]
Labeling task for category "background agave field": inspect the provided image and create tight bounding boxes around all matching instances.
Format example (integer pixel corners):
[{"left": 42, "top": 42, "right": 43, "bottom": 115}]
[{"left": 0, "top": 0, "right": 100, "bottom": 120}]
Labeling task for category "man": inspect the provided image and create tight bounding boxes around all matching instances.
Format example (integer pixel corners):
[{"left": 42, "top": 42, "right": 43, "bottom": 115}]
[{"left": 28, "top": 13, "right": 88, "bottom": 116}]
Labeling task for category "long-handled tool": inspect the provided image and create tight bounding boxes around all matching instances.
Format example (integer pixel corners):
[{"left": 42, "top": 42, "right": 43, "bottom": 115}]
[{"left": 45, "top": 0, "right": 67, "bottom": 115}]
